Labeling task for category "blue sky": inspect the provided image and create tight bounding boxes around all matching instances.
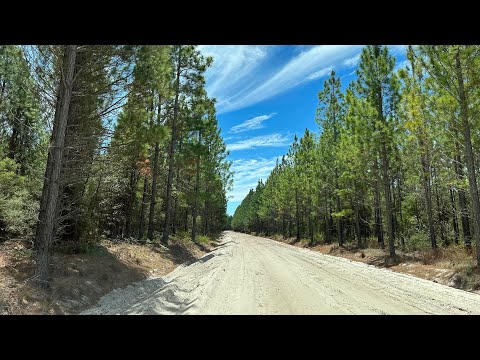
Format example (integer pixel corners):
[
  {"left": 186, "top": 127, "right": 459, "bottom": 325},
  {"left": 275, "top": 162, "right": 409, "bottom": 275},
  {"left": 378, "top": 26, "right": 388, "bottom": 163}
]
[{"left": 198, "top": 45, "right": 408, "bottom": 215}]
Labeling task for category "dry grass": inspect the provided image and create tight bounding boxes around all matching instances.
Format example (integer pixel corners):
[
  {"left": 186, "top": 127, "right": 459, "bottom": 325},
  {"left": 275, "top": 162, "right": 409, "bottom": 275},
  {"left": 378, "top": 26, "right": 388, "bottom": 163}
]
[
  {"left": 267, "top": 235, "right": 480, "bottom": 293},
  {"left": 0, "top": 236, "right": 212, "bottom": 315}
]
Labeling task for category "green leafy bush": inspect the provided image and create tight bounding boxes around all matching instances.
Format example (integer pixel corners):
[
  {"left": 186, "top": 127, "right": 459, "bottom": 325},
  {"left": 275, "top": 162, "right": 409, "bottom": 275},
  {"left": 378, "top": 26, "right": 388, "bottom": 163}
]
[{"left": 0, "top": 158, "right": 38, "bottom": 237}]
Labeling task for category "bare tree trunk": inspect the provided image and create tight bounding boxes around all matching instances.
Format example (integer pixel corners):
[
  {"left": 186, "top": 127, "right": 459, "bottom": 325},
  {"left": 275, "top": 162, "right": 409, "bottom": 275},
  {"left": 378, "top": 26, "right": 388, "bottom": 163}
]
[
  {"left": 34, "top": 45, "right": 77, "bottom": 287},
  {"left": 191, "top": 131, "right": 201, "bottom": 243},
  {"left": 420, "top": 137, "right": 436, "bottom": 248},
  {"left": 295, "top": 188, "right": 300, "bottom": 241},
  {"left": 450, "top": 188, "right": 460, "bottom": 245},
  {"left": 433, "top": 166, "right": 445, "bottom": 246},
  {"left": 455, "top": 50, "right": 480, "bottom": 265},
  {"left": 335, "top": 175, "right": 344, "bottom": 247},
  {"left": 381, "top": 141, "right": 395, "bottom": 257},
  {"left": 203, "top": 182, "right": 209, "bottom": 236},
  {"left": 147, "top": 95, "right": 162, "bottom": 240},
  {"left": 124, "top": 166, "right": 138, "bottom": 238},
  {"left": 454, "top": 153, "right": 472, "bottom": 248},
  {"left": 138, "top": 174, "right": 149, "bottom": 239},
  {"left": 355, "top": 196, "right": 362, "bottom": 248},
  {"left": 308, "top": 202, "right": 314, "bottom": 243},
  {"left": 373, "top": 159, "right": 384, "bottom": 248},
  {"left": 396, "top": 169, "right": 405, "bottom": 249},
  {"left": 324, "top": 189, "right": 331, "bottom": 244},
  {"left": 378, "top": 97, "right": 395, "bottom": 257},
  {"left": 162, "top": 46, "right": 182, "bottom": 245}
]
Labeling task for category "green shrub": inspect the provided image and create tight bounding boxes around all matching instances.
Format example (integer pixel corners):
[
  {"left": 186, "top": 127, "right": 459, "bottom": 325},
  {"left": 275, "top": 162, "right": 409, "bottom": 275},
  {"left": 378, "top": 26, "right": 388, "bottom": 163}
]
[
  {"left": 0, "top": 158, "right": 38, "bottom": 237},
  {"left": 405, "top": 230, "right": 430, "bottom": 252},
  {"left": 196, "top": 235, "right": 210, "bottom": 244}
]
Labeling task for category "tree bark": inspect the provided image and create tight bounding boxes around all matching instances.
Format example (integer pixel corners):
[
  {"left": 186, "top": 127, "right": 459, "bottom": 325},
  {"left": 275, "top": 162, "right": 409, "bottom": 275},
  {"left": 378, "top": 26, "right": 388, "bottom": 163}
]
[
  {"left": 433, "top": 166, "right": 446, "bottom": 246},
  {"left": 124, "top": 166, "right": 138, "bottom": 238},
  {"left": 34, "top": 45, "right": 77, "bottom": 287},
  {"left": 191, "top": 131, "right": 201, "bottom": 243},
  {"left": 454, "top": 153, "right": 472, "bottom": 248},
  {"left": 450, "top": 188, "right": 460, "bottom": 245},
  {"left": 381, "top": 140, "right": 395, "bottom": 257},
  {"left": 295, "top": 188, "right": 300, "bottom": 241},
  {"left": 324, "top": 189, "right": 331, "bottom": 244},
  {"left": 373, "top": 158, "right": 384, "bottom": 248},
  {"left": 162, "top": 46, "right": 182, "bottom": 245},
  {"left": 147, "top": 96, "right": 162, "bottom": 240},
  {"left": 420, "top": 137, "right": 436, "bottom": 248},
  {"left": 455, "top": 50, "right": 480, "bottom": 264},
  {"left": 138, "top": 174, "right": 149, "bottom": 239},
  {"left": 355, "top": 196, "right": 362, "bottom": 248}
]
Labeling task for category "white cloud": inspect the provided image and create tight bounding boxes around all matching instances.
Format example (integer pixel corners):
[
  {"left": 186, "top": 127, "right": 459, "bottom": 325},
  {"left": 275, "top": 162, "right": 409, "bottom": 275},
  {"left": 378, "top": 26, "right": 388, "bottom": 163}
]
[
  {"left": 228, "top": 157, "right": 280, "bottom": 201},
  {"left": 198, "top": 45, "right": 270, "bottom": 111},
  {"left": 216, "top": 45, "right": 363, "bottom": 113},
  {"left": 229, "top": 113, "right": 277, "bottom": 133},
  {"left": 343, "top": 54, "right": 360, "bottom": 67},
  {"left": 227, "top": 133, "right": 291, "bottom": 151},
  {"left": 199, "top": 45, "right": 410, "bottom": 115},
  {"left": 306, "top": 66, "right": 334, "bottom": 81}
]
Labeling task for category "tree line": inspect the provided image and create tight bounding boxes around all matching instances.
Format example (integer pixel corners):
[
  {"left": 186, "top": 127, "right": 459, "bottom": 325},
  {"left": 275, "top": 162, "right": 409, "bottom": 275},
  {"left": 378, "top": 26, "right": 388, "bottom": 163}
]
[
  {"left": 0, "top": 45, "right": 232, "bottom": 286},
  {"left": 232, "top": 45, "right": 480, "bottom": 266}
]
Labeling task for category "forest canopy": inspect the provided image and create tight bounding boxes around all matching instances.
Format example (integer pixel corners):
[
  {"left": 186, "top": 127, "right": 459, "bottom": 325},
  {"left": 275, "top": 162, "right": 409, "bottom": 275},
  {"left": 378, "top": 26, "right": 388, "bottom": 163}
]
[
  {"left": 232, "top": 45, "right": 480, "bottom": 266},
  {"left": 0, "top": 45, "right": 232, "bottom": 286}
]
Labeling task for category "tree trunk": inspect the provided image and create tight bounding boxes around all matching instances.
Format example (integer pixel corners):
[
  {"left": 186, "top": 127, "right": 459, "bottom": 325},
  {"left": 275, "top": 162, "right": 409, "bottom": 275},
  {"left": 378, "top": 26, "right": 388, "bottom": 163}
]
[
  {"left": 124, "top": 166, "right": 138, "bottom": 238},
  {"left": 203, "top": 184, "right": 209, "bottom": 236},
  {"left": 138, "top": 174, "right": 149, "bottom": 239},
  {"left": 162, "top": 46, "right": 182, "bottom": 245},
  {"left": 192, "top": 131, "right": 201, "bottom": 243},
  {"left": 454, "top": 153, "right": 472, "bottom": 248},
  {"left": 308, "top": 206, "right": 314, "bottom": 243},
  {"left": 335, "top": 176, "right": 344, "bottom": 246},
  {"left": 455, "top": 50, "right": 480, "bottom": 264},
  {"left": 373, "top": 158, "right": 384, "bottom": 248},
  {"left": 450, "top": 188, "right": 460, "bottom": 245},
  {"left": 295, "top": 188, "right": 300, "bottom": 241},
  {"left": 420, "top": 137, "right": 436, "bottom": 249},
  {"left": 147, "top": 95, "right": 162, "bottom": 240},
  {"left": 34, "top": 45, "right": 77, "bottom": 287},
  {"left": 396, "top": 169, "right": 405, "bottom": 249},
  {"left": 355, "top": 197, "right": 362, "bottom": 248},
  {"left": 288, "top": 218, "right": 292, "bottom": 238},
  {"left": 379, "top": 125, "right": 395, "bottom": 257},
  {"left": 324, "top": 189, "right": 331, "bottom": 244},
  {"left": 433, "top": 166, "right": 446, "bottom": 246}
]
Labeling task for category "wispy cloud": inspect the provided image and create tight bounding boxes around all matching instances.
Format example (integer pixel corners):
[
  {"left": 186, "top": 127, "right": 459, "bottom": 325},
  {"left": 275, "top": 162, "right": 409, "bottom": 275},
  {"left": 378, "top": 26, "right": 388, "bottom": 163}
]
[
  {"left": 200, "top": 45, "right": 364, "bottom": 114},
  {"left": 229, "top": 113, "right": 277, "bottom": 133},
  {"left": 306, "top": 66, "right": 334, "bottom": 81},
  {"left": 198, "top": 45, "right": 270, "bottom": 111},
  {"left": 343, "top": 54, "right": 360, "bottom": 67},
  {"left": 227, "top": 133, "right": 291, "bottom": 151},
  {"left": 228, "top": 157, "right": 280, "bottom": 201}
]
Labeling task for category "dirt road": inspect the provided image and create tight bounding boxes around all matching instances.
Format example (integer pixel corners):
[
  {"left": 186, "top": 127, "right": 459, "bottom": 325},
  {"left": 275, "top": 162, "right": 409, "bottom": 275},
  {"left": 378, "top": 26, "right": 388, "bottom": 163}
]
[{"left": 82, "top": 231, "right": 480, "bottom": 314}]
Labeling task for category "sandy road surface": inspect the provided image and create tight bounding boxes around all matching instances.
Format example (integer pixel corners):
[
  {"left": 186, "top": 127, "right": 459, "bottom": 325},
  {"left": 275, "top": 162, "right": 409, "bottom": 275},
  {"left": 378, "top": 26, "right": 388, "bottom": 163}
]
[{"left": 82, "top": 231, "right": 480, "bottom": 314}]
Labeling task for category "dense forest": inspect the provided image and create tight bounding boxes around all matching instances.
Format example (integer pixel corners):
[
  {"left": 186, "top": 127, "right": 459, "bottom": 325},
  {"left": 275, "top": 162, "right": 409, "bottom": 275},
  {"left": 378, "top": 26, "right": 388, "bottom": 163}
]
[
  {"left": 232, "top": 45, "right": 480, "bottom": 265},
  {"left": 0, "top": 45, "right": 232, "bottom": 286}
]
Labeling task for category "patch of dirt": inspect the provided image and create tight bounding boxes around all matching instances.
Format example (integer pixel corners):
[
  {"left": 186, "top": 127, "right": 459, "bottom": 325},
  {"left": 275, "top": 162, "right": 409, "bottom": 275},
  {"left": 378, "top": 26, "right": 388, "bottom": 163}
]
[{"left": 0, "top": 236, "right": 212, "bottom": 315}]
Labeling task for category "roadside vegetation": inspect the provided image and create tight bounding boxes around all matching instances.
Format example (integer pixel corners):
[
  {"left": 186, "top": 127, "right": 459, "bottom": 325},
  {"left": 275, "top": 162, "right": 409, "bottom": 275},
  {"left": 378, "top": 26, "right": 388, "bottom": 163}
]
[
  {"left": 232, "top": 45, "right": 480, "bottom": 290},
  {"left": 0, "top": 45, "right": 232, "bottom": 312}
]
